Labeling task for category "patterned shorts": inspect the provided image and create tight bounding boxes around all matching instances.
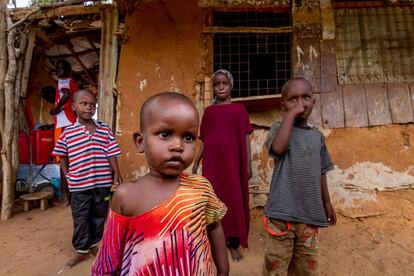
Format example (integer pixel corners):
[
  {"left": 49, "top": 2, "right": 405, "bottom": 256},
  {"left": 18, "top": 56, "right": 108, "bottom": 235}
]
[{"left": 263, "top": 217, "right": 320, "bottom": 276}]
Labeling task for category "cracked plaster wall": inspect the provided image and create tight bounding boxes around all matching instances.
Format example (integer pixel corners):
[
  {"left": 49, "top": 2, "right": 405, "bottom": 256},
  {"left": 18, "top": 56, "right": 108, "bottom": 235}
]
[{"left": 249, "top": 121, "right": 414, "bottom": 216}]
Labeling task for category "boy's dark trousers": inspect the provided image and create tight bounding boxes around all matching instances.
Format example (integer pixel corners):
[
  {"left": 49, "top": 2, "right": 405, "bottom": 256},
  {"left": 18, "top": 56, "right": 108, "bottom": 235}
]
[{"left": 70, "top": 187, "right": 111, "bottom": 253}]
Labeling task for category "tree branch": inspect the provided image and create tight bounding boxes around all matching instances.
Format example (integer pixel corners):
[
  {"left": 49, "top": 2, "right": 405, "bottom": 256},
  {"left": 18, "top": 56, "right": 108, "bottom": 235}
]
[{"left": 7, "top": 7, "right": 40, "bottom": 31}]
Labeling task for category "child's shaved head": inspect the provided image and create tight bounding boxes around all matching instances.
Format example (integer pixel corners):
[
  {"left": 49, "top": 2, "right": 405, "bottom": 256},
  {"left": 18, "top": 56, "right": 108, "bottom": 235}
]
[
  {"left": 73, "top": 89, "right": 97, "bottom": 103},
  {"left": 140, "top": 92, "right": 197, "bottom": 131},
  {"left": 281, "top": 78, "right": 313, "bottom": 99}
]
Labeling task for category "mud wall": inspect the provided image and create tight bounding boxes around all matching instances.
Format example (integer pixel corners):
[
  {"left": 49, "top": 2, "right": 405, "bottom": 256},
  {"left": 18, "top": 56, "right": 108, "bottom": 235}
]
[
  {"left": 325, "top": 124, "right": 414, "bottom": 216},
  {"left": 116, "top": 0, "right": 205, "bottom": 179}
]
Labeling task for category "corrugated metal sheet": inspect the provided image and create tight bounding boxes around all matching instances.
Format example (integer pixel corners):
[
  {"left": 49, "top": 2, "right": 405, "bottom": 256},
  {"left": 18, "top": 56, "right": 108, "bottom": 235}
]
[{"left": 335, "top": 7, "right": 414, "bottom": 84}]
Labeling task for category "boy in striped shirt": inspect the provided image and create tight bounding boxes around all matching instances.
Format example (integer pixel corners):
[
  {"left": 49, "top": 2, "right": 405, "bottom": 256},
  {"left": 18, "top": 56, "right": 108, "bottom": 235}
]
[
  {"left": 52, "top": 89, "right": 122, "bottom": 269},
  {"left": 263, "top": 78, "right": 336, "bottom": 276}
]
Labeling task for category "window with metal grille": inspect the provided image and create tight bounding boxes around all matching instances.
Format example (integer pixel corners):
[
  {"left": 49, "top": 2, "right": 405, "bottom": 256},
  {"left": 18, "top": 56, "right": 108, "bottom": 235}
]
[
  {"left": 335, "top": 7, "right": 414, "bottom": 84},
  {"left": 212, "top": 12, "right": 291, "bottom": 99}
]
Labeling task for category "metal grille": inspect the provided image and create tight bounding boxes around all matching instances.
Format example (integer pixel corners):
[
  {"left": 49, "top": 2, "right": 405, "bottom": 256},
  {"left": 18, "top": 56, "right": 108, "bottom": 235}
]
[
  {"left": 212, "top": 12, "right": 291, "bottom": 98},
  {"left": 335, "top": 7, "right": 414, "bottom": 84}
]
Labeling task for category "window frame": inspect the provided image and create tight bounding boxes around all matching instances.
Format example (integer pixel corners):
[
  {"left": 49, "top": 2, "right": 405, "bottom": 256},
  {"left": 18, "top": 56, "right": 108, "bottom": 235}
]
[{"left": 203, "top": 9, "right": 292, "bottom": 112}]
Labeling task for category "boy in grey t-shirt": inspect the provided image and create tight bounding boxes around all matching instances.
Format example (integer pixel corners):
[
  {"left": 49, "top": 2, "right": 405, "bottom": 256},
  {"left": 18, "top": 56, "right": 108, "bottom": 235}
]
[{"left": 263, "top": 78, "right": 336, "bottom": 276}]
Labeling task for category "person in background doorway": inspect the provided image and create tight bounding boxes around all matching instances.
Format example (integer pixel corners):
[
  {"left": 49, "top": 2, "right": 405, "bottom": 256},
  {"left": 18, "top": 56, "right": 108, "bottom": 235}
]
[
  {"left": 50, "top": 60, "right": 78, "bottom": 204},
  {"left": 50, "top": 59, "right": 78, "bottom": 137},
  {"left": 192, "top": 69, "right": 253, "bottom": 262}
]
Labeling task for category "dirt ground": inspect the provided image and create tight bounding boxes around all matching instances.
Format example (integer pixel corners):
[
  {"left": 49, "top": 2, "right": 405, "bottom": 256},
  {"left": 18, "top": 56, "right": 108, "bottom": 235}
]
[{"left": 0, "top": 189, "right": 413, "bottom": 276}]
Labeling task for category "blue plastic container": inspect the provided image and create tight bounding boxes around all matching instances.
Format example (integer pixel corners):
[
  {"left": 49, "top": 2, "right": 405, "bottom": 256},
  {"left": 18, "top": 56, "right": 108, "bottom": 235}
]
[{"left": 50, "top": 177, "right": 62, "bottom": 198}]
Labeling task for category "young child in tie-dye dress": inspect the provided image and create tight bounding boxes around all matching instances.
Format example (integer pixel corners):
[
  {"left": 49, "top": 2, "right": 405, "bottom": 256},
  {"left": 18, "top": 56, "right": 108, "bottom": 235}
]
[{"left": 91, "top": 92, "right": 229, "bottom": 276}]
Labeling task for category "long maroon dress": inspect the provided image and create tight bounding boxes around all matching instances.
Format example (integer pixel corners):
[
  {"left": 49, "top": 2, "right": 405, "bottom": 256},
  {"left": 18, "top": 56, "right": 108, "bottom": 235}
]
[{"left": 199, "top": 103, "right": 253, "bottom": 247}]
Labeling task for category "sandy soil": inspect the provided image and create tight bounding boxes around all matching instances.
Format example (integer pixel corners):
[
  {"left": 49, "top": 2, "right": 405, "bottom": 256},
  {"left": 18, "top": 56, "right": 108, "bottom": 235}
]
[{"left": 0, "top": 189, "right": 413, "bottom": 276}]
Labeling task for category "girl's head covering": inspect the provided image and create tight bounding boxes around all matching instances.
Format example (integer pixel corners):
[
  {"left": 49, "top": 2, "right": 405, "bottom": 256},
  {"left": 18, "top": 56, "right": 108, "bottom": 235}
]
[
  {"left": 212, "top": 69, "right": 234, "bottom": 88},
  {"left": 211, "top": 69, "right": 234, "bottom": 105}
]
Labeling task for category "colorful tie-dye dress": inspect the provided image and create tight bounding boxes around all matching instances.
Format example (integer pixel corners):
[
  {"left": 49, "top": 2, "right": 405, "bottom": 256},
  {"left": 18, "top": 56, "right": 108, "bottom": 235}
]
[{"left": 91, "top": 173, "right": 227, "bottom": 276}]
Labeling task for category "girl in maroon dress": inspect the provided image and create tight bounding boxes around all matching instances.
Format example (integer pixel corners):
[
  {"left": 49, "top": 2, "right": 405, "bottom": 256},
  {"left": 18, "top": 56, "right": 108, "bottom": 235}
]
[{"left": 193, "top": 69, "right": 253, "bottom": 261}]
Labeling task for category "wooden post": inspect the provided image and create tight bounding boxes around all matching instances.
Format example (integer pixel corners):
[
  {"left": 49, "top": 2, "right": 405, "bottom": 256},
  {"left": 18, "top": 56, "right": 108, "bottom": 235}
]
[
  {"left": 320, "top": 0, "right": 337, "bottom": 93},
  {"left": 1, "top": 2, "right": 18, "bottom": 220},
  {"left": 23, "top": 200, "right": 30, "bottom": 212},
  {"left": 20, "top": 28, "right": 36, "bottom": 98},
  {"left": 0, "top": 0, "right": 6, "bottom": 200},
  {"left": 0, "top": 2, "right": 35, "bottom": 219},
  {"left": 40, "top": 198, "right": 47, "bottom": 210},
  {"left": 291, "top": 0, "right": 322, "bottom": 92},
  {"left": 12, "top": 27, "right": 28, "bottom": 174},
  {"left": 98, "top": 5, "right": 119, "bottom": 129}
]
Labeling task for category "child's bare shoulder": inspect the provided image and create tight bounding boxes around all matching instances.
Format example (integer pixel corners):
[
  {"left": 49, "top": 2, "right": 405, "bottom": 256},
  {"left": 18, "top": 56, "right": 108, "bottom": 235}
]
[
  {"left": 114, "top": 181, "right": 137, "bottom": 199},
  {"left": 111, "top": 180, "right": 143, "bottom": 216}
]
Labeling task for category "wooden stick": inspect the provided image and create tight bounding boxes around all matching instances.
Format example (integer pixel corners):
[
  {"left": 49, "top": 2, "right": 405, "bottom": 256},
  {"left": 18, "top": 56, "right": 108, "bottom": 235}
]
[
  {"left": 20, "top": 27, "right": 35, "bottom": 98},
  {"left": 7, "top": 7, "right": 40, "bottom": 31}
]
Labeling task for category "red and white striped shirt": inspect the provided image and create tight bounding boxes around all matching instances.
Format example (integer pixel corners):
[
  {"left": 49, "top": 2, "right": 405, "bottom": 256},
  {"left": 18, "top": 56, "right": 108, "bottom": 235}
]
[{"left": 52, "top": 120, "right": 121, "bottom": 192}]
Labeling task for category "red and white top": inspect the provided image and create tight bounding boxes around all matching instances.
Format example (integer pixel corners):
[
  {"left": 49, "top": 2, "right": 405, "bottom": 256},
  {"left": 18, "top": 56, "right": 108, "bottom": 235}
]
[
  {"left": 91, "top": 174, "right": 227, "bottom": 276},
  {"left": 52, "top": 120, "right": 121, "bottom": 192},
  {"left": 55, "top": 77, "right": 77, "bottom": 128}
]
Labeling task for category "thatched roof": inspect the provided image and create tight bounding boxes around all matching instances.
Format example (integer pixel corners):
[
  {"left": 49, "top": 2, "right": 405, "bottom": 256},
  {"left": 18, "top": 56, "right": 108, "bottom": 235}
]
[{"left": 10, "top": 1, "right": 109, "bottom": 92}]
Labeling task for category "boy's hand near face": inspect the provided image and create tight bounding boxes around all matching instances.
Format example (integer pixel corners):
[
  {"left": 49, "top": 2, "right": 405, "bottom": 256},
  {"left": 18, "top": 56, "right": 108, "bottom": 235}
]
[
  {"left": 272, "top": 103, "right": 303, "bottom": 156},
  {"left": 284, "top": 101, "right": 305, "bottom": 120}
]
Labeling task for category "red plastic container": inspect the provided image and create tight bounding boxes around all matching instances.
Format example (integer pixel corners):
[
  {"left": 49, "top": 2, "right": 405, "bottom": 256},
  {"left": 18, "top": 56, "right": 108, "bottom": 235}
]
[
  {"left": 32, "top": 130, "right": 54, "bottom": 164},
  {"left": 18, "top": 130, "right": 54, "bottom": 164},
  {"left": 18, "top": 131, "right": 32, "bottom": 164}
]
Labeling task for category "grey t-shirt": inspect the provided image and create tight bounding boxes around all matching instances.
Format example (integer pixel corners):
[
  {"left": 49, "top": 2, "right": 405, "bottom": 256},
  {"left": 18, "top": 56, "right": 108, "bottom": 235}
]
[{"left": 264, "top": 122, "right": 334, "bottom": 227}]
